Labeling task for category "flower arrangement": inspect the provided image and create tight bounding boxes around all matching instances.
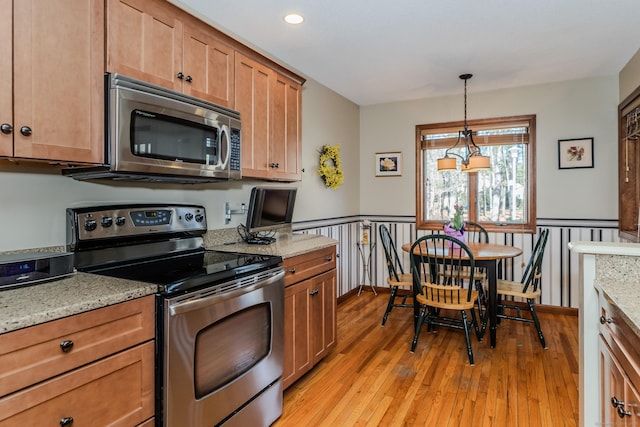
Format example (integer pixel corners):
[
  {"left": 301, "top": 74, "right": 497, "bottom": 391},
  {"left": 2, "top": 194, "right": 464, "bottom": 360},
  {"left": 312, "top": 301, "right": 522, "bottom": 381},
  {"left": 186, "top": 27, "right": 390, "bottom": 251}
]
[
  {"left": 318, "top": 145, "right": 344, "bottom": 190},
  {"left": 449, "top": 204, "right": 465, "bottom": 231}
]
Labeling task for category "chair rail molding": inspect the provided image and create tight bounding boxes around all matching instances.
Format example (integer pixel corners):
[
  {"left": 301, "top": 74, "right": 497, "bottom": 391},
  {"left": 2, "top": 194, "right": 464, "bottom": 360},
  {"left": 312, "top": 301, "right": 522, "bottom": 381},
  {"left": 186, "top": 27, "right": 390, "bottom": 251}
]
[{"left": 293, "top": 216, "right": 619, "bottom": 309}]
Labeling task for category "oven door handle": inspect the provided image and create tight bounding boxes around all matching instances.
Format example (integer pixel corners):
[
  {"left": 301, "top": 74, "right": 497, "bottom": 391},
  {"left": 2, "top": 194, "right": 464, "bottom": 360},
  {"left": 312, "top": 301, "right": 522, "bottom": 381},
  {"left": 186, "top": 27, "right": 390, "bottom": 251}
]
[{"left": 169, "top": 269, "right": 284, "bottom": 316}]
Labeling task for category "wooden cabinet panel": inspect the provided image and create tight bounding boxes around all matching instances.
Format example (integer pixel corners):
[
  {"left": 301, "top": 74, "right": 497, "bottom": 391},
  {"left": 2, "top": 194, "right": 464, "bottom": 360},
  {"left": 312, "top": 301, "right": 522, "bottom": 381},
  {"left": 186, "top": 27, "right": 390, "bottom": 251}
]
[
  {"left": 283, "top": 280, "right": 311, "bottom": 389},
  {"left": 283, "top": 246, "right": 336, "bottom": 286},
  {"left": 107, "top": 0, "right": 235, "bottom": 108},
  {"left": 0, "top": 295, "right": 155, "bottom": 397},
  {"left": 619, "top": 86, "right": 640, "bottom": 241},
  {"left": 236, "top": 52, "right": 271, "bottom": 179},
  {"left": 183, "top": 23, "right": 235, "bottom": 108},
  {"left": 0, "top": 0, "right": 12, "bottom": 157},
  {"left": 283, "top": 247, "right": 337, "bottom": 389},
  {"left": 270, "top": 74, "right": 302, "bottom": 181},
  {"left": 0, "top": 341, "right": 154, "bottom": 427},
  {"left": 310, "top": 269, "right": 337, "bottom": 364},
  {"left": 106, "top": 0, "right": 183, "bottom": 91},
  {"left": 6, "top": 0, "right": 104, "bottom": 163}
]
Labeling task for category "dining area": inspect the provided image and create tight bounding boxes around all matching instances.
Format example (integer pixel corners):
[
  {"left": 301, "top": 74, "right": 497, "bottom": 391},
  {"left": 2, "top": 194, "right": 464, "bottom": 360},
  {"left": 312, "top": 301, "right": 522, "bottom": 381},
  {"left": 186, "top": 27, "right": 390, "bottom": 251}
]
[{"left": 379, "top": 223, "right": 550, "bottom": 365}]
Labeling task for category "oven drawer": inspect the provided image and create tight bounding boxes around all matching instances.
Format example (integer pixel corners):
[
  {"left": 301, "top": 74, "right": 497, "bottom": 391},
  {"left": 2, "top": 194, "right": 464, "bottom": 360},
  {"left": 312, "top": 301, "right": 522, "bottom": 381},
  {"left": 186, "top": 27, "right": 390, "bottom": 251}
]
[
  {"left": 283, "top": 246, "right": 336, "bottom": 287},
  {"left": 0, "top": 341, "right": 154, "bottom": 426},
  {"left": 0, "top": 295, "right": 154, "bottom": 397}
]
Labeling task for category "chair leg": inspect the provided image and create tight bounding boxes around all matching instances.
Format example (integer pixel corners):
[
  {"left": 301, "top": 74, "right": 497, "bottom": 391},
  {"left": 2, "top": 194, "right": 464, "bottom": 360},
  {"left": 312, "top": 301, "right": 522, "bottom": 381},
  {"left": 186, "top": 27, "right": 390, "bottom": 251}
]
[
  {"left": 469, "top": 307, "right": 482, "bottom": 341},
  {"left": 382, "top": 286, "right": 398, "bottom": 326},
  {"left": 411, "top": 305, "right": 427, "bottom": 353},
  {"left": 461, "top": 310, "right": 474, "bottom": 365},
  {"left": 528, "top": 299, "right": 547, "bottom": 349}
]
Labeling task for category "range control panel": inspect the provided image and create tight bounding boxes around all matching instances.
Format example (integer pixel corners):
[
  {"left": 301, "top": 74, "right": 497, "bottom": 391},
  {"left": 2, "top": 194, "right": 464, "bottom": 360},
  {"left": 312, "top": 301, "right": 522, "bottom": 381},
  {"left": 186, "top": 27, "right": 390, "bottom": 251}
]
[{"left": 67, "top": 204, "right": 207, "bottom": 243}]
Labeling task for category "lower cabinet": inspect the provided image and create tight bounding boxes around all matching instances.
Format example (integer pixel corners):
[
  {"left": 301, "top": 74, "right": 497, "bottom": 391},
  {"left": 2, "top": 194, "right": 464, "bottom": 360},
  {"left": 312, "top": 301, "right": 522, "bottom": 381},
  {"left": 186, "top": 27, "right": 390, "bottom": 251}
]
[
  {"left": 0, "top": 295, "right": 155, "bottom": 426},
  {"left": 599, "top": 290, "right": 640, "bottom": 425},
  {"left": 283, "top": 246, "right": 337, "bottom": 389}
]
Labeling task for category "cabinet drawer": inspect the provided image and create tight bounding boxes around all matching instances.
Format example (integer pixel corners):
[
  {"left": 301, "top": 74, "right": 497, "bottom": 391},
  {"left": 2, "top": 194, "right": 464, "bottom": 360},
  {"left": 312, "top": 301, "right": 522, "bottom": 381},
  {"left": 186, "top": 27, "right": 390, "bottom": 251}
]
[
  {"left": 0, "top": 295, "right": 155, "bottom": 397},
  {"left": 283, "top": 246, "right": 336, "bottom": 287},
  {"left": 0, "top": 341, "right": 154, "bottom": 427},
  {"left": 599, "top": 290, "right": 640, "bottom": 389}
]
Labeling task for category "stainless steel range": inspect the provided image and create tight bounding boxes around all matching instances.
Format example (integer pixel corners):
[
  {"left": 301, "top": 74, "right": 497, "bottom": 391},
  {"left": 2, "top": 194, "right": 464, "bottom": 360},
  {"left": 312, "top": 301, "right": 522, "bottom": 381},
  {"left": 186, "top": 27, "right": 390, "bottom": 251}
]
[{"left": 67, "top": 204, "right": 284, "bottom": 427}]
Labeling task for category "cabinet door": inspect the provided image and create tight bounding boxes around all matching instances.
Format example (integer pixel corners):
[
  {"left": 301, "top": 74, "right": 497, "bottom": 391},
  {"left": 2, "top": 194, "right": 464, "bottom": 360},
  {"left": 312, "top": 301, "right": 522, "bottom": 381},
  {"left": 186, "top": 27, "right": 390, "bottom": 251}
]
[
  {"left": 183, "top": 22, "right": 235, "bottom": 108},
  {"left": 283, "top": 280, "right": 311, "bottom": 389},
  {"left": 12, "top": 0, "right": 104, "bottom": 163},
  {"left": 270, "top": 73, "right": 302, "bottom": 181},
  {"left": 626, "top": 380, "right": 640, "bottom": 425},
  {"left": 310, "top": 269, "right": 337, "bottom": 364},
  {"left": 601, "top": 338, "right": 627, "bottom": 425},
  {"left": 106, "top": 0, "right": 183, "bottom": 92},
  {"left": 0, "top": 0, "right": 12, "bottom": 157},
  {"left": 236, "top": 53, "right": 272, "bottom": 179}
]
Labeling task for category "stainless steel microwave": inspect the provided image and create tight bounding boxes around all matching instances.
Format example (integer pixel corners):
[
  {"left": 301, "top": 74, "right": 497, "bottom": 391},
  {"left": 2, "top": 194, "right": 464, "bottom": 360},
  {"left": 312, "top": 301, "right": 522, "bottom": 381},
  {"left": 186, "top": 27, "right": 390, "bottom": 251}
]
[{"left": 63, "top": 74, "right": 241, "bottom": 183}]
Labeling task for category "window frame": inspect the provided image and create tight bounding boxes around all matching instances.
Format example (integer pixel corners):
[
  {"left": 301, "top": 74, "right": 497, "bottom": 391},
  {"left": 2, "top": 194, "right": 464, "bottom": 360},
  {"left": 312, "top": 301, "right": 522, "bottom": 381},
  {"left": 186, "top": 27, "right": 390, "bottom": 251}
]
[{"left": 415, "top": 114, "right": 537, "bottom": 233}]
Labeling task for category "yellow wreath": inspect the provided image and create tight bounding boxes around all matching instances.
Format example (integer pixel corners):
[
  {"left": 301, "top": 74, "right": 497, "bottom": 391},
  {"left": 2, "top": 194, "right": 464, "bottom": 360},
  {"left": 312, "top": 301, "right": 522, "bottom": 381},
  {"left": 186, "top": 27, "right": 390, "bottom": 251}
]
[{"left": 318, "top": 145, "right": 344, "bottom": 190}]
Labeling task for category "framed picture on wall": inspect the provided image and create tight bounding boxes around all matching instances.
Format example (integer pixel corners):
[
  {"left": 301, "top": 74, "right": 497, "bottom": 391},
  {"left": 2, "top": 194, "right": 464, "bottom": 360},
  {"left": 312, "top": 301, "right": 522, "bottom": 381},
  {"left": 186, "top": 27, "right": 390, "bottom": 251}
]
[
  {"left": 558, "top": 138, "right": 594, "bottom": 169},
  {"left": 375, "top": 152, "right": 402, "bottom": 176}
]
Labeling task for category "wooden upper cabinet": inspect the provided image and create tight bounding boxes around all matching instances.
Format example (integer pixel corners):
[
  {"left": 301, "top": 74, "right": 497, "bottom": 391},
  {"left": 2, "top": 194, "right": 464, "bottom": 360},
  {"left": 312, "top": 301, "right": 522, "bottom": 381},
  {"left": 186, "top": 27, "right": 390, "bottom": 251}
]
[
  {"left": 0, "top": 0, "right": 13, "bottom": 157},
  {"left": 618, "top": 85, "right": 640, "bottom": 242},
  {"left": 106, "top": 0, "right": 235, "bottom": 108},
  {"left": 236, "top": 52, "right": 302, "bottom": 181},
  {"left": 271, "top": 73, "right": 302, "bottom": 181},
  {"left": 2, "top": 0, "right": 104, "bottom": 163},
  {"left": 182, "top": 23, "right": 235, "bottom": 108}
]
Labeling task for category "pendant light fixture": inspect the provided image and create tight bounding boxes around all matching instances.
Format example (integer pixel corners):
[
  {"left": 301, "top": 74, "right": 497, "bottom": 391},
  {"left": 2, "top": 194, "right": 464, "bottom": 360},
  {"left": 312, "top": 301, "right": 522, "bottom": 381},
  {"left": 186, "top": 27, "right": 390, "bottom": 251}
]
[{"left": 437, "top": 74, "right": 491, "bottom": 172}]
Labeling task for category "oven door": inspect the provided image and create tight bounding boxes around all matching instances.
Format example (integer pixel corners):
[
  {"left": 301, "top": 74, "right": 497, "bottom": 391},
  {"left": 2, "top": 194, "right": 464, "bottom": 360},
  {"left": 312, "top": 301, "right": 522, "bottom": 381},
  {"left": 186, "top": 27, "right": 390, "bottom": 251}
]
[{"left": 160, "top": 267, "right": 284, "bottom": 427}]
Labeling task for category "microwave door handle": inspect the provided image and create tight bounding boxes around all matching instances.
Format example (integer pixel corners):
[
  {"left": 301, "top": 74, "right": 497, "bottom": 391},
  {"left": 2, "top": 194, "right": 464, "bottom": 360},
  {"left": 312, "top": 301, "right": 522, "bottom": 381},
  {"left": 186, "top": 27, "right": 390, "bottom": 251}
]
[{"left": 219, "top": 124, "right": 230, "bottom": 170}]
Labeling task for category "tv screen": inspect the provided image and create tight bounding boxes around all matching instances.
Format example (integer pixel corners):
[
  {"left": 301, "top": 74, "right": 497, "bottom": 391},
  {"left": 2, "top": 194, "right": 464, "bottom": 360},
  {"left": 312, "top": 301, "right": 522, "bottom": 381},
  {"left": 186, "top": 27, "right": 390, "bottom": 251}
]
[{"left": 245, "top": 187, "right": 297, "bottom": 235}]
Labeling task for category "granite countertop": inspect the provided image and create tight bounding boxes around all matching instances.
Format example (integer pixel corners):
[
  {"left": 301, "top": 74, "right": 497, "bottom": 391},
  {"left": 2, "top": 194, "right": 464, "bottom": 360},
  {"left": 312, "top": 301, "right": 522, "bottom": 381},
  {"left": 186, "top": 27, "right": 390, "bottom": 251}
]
[
  {"left": 0, "top": 272, "right": 157, "bottom": 334},
  {"left": 0, "top": 233, "right": 337, "bottom": 335},
  {"left": 596, "top": 280, "right": 640, "bottom": 338},
  {"left": 208, "top": 233, "right": 338, "bottom": 258}
]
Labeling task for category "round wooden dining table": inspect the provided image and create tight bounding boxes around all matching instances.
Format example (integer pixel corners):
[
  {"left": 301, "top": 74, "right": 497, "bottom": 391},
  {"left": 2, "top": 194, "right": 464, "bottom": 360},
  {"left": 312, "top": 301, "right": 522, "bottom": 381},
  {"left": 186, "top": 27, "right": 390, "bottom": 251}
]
[{"left": 401, "top": 241, "right": 522, "bottom": 348}]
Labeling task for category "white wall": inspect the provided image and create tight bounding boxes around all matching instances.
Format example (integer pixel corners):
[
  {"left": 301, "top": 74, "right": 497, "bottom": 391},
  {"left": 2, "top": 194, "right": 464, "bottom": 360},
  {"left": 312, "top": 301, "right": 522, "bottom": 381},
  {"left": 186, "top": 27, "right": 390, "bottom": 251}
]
[
  {"left": 0, "top": 79, "right": 360, "bottom": 252},
  {"left": 359, "top": 76, "right": 619, "bottom": 220}
]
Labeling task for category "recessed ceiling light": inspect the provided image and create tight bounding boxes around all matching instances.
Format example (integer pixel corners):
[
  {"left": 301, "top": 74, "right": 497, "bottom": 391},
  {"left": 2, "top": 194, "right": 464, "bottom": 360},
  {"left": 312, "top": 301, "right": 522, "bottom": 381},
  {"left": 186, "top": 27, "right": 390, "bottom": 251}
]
[{"left": 284, "top": 14, "right": 304, "bottom": 24}]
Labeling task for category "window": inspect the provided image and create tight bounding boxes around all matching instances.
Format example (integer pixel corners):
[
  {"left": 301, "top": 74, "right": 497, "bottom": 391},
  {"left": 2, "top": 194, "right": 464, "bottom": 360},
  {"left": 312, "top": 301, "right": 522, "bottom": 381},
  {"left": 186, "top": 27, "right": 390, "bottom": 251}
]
[{"left": 416, "top": 115, "right": 536, "bottom": 233}]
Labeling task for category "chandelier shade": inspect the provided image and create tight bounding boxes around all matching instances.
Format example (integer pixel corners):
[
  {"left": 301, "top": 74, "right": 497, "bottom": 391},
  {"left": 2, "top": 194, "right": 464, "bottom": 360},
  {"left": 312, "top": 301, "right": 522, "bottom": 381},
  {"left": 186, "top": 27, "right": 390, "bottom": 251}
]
[{"left": 437, "top": 74, "right": 491, "bottom": 172}]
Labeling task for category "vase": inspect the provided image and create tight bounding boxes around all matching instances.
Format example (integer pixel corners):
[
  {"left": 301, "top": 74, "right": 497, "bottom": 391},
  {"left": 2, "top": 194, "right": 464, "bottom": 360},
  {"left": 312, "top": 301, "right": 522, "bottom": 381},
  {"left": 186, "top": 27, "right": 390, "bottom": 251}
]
[{"left": 443, "top": 223, "right": 465, "bottom": 249}]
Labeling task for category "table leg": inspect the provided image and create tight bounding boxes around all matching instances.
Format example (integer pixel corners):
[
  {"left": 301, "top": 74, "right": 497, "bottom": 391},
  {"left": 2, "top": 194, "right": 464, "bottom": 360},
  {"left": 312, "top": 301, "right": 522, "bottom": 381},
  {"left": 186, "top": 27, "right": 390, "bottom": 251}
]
[{"left": 487, "top": 261, "right": 497, "bottom": 348}]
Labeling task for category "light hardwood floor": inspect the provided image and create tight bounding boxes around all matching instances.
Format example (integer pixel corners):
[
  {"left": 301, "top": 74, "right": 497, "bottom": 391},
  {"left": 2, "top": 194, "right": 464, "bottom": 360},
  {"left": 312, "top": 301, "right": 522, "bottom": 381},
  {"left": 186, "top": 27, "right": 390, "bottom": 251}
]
[{"left": 274, "top": 291, "right": 579, "bottom": 426}]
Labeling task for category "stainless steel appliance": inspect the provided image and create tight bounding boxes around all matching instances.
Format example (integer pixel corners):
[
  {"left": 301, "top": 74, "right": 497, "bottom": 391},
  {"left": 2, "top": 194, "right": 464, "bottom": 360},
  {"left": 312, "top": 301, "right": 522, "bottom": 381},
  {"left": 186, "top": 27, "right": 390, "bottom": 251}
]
[
  {"left": 63, "top": 74, "right": 241, "bottom": 183},
  {"left": 67, "top": 204, "right": 284, "bottom": 427}
]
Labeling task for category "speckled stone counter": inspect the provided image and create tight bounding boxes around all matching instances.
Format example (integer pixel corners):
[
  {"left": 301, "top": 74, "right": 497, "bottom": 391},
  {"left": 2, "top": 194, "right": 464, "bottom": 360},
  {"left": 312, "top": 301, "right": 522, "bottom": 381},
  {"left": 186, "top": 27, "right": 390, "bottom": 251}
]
[
  {"left": 0, "top": 272, "right": 156, "bottom": 334},
  {"left": 568, "top": 241, "right": 640, "bottom": 425},
  {"left": 207, "top": 232, "right": 338, "bottom": 258}
]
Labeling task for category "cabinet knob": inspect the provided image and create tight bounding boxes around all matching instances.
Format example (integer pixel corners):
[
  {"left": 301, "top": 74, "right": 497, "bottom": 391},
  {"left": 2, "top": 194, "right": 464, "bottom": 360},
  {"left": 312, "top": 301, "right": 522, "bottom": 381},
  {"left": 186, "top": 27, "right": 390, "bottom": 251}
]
[
  {"left": 186, "top": 75, "right": 193, "bottom": 83},
  {"left": 325, "top": 256, "right": 333, "bottom": 262},
  {"left": 611, "top": 396, "right": 625, "bottom": 408},
  {"left": 310, "top": 289, "right": 319, "bottom": 296},
  {"left": 60, "top": 340, "right": 74, "bottom": 353},
  {"left": 60, "top": 416, "right": 74, "bottom": 426},
  {"left": 600, "top": 316, "right": 612, "bottom": 324},
  {"left": 618, "top": 406, "right": 632, "bottom": 418},
  {"left": 0, "top": 123, "right": 12, "bottom": 134},
  {"left": 176, "top": 72, "right": 184, "bottom": 80},
  {"left": 20, "top": 126, "right": 32, "bottom": 136},
  {"left": 288, "top": 268, "right": 296, "bottom": 274}
]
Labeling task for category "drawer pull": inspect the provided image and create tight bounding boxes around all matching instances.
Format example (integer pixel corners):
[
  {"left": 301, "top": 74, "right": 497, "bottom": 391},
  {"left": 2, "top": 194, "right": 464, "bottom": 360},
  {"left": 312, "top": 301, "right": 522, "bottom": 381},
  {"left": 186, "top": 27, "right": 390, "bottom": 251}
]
[
  {"left": 60, "top": 340, "right": 74, "bottom": 353},
  {"left": 600, "top": 316, "right": 612, "bottom": 324},
  {"left": 60, "top": 417, "right": 74, "bottom": 426},
  {"left": 289, "top": 268, "right": 296, "bottom": 274},
  {"left": 310, "top": 289, "right": 319, "bottom": 296},
  {"left": 325, "top": 256, "right": 333, "bottom": 261}
]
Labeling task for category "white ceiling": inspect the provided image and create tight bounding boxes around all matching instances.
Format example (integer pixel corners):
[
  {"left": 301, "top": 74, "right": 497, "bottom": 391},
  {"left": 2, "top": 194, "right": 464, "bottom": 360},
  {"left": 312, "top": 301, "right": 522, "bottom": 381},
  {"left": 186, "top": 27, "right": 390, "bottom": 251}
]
[{"left": 171, "top": 0, "right": 640, "bottom": 106}]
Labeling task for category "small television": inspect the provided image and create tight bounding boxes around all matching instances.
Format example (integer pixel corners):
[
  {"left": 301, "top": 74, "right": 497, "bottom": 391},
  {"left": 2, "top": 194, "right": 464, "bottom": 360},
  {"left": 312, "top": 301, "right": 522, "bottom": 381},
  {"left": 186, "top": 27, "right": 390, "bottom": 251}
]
[{"left": 244, "top": 186, "right": 297, "bottom": 242}]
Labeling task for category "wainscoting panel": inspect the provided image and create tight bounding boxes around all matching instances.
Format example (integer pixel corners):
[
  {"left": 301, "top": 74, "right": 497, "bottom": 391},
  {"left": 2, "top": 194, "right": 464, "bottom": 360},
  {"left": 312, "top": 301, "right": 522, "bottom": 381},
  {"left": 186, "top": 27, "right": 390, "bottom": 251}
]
[{"left": 294, "top": 217, "right": 619, "bottom": 308}]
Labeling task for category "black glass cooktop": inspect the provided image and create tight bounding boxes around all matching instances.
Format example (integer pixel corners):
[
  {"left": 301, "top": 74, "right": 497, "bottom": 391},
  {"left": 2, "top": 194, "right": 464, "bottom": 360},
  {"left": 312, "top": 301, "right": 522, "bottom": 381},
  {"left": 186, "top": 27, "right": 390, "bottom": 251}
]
[{"left": 83, "top": 250, "right": 282, "bottom": 295}]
